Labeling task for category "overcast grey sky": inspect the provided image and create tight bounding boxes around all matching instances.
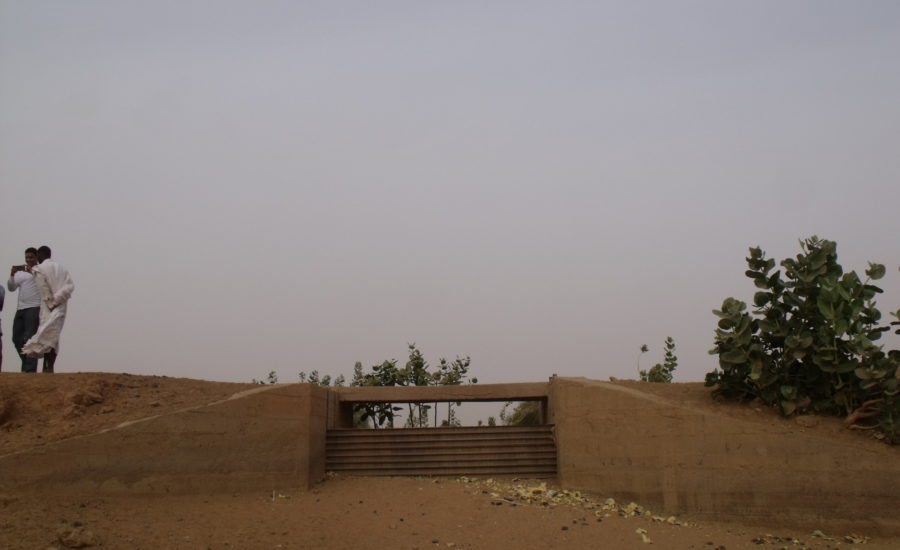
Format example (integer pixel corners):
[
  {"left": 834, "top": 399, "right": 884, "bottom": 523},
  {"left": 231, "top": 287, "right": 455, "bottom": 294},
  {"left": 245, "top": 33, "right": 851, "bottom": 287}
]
[{"left": 2, "top": 1, "right": 899, "bottom": 389}]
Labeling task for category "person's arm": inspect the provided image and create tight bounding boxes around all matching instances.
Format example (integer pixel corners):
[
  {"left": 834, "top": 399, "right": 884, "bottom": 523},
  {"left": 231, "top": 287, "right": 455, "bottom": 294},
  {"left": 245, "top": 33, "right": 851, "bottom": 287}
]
[
  {"left": 52, "top": 271, "right": 75, "bottom": 307},
  {"left": 7, "top": 270, "right": 20, "bottom": 292}
]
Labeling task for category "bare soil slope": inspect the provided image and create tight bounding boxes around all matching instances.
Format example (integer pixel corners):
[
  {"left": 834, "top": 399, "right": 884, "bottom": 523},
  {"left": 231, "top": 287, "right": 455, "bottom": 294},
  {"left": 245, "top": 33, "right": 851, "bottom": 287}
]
[
  {"left": 0, "top": 373, "right": 896, "bottom": 550},
  {"left": 611, "top": 378, "right": 887, "bottom": 446},
  {"left": 0, "top": 372, "right": 257, "bottom": 457}
]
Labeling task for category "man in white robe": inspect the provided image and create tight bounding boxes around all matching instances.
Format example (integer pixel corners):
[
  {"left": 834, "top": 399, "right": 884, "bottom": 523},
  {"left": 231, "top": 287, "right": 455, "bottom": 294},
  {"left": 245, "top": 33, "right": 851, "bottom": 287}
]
[{"left": 22, "top": 246, "right": 74, "bottom": 373}]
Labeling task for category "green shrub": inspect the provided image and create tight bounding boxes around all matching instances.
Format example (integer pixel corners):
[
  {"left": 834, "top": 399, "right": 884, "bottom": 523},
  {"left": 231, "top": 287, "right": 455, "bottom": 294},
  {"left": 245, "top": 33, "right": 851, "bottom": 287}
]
[
  {"left": 499, "top": 401, "right": 542, "bottom": 426},
  {"left": 706, "top": 237, "right": 899, "bottom": 443}
]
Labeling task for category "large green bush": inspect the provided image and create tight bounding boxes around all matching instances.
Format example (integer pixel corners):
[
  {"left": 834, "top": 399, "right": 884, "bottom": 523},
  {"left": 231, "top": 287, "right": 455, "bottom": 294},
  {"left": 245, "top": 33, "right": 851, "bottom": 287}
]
[{"left": 706, "top": 237, "right": 900, "bottom": 443}]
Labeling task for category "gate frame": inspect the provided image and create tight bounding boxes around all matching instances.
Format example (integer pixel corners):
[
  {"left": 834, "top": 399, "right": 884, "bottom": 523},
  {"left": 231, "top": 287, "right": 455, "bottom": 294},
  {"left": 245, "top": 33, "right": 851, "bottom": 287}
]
[{"left": 327, "top": 382, "right": 551, "bottom": 429}]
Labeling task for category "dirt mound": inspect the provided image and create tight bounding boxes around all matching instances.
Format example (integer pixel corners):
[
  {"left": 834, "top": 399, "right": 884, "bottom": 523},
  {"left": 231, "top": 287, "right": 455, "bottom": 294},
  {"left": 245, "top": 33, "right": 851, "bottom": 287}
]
[
  {"left": 0, "top": 372, "right": 256, "bottom": 456},
  {"left": 608, "top": 379, "right": 885, "bottom": 446}
]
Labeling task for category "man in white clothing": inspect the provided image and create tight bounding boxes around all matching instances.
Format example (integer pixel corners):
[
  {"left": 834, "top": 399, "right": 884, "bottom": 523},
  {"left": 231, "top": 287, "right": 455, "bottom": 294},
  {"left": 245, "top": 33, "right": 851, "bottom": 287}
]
[
  {"left": 7, "top": 247, "right": 42, "bottom": 372},
  {"left": 22, "top": 246, "right": 75, "bottom": 373}
]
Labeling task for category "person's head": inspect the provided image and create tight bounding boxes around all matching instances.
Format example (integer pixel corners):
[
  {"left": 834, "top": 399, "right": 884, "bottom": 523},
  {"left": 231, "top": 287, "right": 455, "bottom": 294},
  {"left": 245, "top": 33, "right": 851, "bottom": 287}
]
[
  {"left": 36, "top": 246, "right": 52, "bottom": 263},
  {"left": 24, "top": 247, "right": 38, "bottom": 267}
]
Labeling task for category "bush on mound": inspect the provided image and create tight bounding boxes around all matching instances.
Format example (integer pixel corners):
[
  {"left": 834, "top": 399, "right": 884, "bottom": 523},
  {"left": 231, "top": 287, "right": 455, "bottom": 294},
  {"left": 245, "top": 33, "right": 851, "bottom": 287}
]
[{"left": 706, "top": 236, "right": 900, "bottom": 444}]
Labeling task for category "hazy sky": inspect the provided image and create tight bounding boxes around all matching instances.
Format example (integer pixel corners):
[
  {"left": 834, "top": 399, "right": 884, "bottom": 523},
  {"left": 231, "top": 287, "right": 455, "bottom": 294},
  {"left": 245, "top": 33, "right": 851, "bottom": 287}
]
[{"left": 2, "top": 1, "right": 899, "bottom": 391}]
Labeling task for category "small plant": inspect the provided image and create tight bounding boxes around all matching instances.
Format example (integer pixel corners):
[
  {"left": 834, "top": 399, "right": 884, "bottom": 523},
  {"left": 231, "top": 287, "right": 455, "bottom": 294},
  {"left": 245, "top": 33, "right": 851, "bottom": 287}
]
[
  {"left": 252, "top": 371, "right": 278, "bottom": 385},
  {"left": 299, "top": 370, "right": 345, "bottom": 386},
  {"left": 354, "top": 359, "right": 403, "bottom": 428},
  {"left": 636, "top": 344, "right": 649, "bottom": 379},
  {"left": 432, "top": 355, "right": 476, "bottom": 426},
  {"left": 639, "top": 337, "right": 678, "bottom": 383}
]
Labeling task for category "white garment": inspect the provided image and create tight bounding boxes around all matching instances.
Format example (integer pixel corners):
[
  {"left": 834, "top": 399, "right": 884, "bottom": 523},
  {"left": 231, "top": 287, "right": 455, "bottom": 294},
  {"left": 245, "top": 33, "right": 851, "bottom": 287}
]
[
  {"left": 7, "top": 270, "right": 41, "bottom": 309},
  {"left": 22, "top": 260, "right": 75, "bottom": 357}
]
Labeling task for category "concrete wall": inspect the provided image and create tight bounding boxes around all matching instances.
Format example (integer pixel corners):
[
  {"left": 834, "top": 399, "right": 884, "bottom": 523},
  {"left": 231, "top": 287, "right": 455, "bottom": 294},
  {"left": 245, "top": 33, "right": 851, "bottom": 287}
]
[
  {"left": 548, "top": 377, "right": 900, "bottom": 535},
  {"left": 4, "top": 376, "right": 899, "bottom": 535},
  {"left": 0, "top": 383, "right": 328, "bottom": 494}
]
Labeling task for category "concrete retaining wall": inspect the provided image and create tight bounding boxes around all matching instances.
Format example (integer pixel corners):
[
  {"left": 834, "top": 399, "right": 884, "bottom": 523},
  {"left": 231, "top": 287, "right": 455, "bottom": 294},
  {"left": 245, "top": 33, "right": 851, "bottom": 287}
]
[
  {"left": 548, "top": 377, "right": 900, "bottom": 534},
  {"left": 0, "top": 383, "right": 328, "bottom": 494},
  {"left": 3, "top": 376, "right": 898, "bottom": 535}
]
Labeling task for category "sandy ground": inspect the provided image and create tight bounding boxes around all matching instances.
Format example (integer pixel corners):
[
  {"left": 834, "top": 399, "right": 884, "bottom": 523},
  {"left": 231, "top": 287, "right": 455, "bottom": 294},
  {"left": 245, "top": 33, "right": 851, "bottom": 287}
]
[{"left": 0, "top": 372, "right": 897, "bottom": 550}]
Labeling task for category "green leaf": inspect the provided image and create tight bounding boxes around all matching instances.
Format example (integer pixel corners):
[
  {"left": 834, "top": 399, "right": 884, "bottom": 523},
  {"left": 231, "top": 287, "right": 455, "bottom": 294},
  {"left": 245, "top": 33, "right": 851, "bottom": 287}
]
[
  {"left": 833, "top": 318, "right": 849, "bottom": 335},
  {"left": 866, "top": 262, "right": 886, "bottom": 280},
  {"left": 863, "top": 284, "right": 884, "bottom": 297},
  {"left": 735, "top": 315, "right": 752, "bottom": 335},
  {"left": 782, "top": 292, "right": 801, "bottom": 308},
  {"left": 819, "top": 360, "right": 858, "bottom": 374},
  {"left": 720, "top": 348, "right": 748, "bottom": 364},
  {"left": 816, "top": 296, "right": 837, "bottom": 321},
  {"left": 854, "top": 367, "right": 884, "bottom": 381},
  {"left": 781, "top": 400, "right": 797, "bottom": 415},
  {"left": 749, "top": 359, "right": 764, "bottom": 381}
]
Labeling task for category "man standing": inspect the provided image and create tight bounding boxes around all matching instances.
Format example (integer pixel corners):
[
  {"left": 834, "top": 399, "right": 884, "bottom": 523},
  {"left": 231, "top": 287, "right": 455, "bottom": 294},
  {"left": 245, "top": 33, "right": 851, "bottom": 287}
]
[
  {"left": 7, "top": 247, "right": 41, "bottom": 372},
  {"left": 22, "top": 246, "right": 74, "bottom": 373}
]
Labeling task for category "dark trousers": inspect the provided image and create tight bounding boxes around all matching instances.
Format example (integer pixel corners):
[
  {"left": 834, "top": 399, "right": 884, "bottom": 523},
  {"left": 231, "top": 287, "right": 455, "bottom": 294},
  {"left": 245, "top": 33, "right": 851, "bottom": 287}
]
[{"left": 12, "top": 307, "right": 40, "bottom": 373}]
